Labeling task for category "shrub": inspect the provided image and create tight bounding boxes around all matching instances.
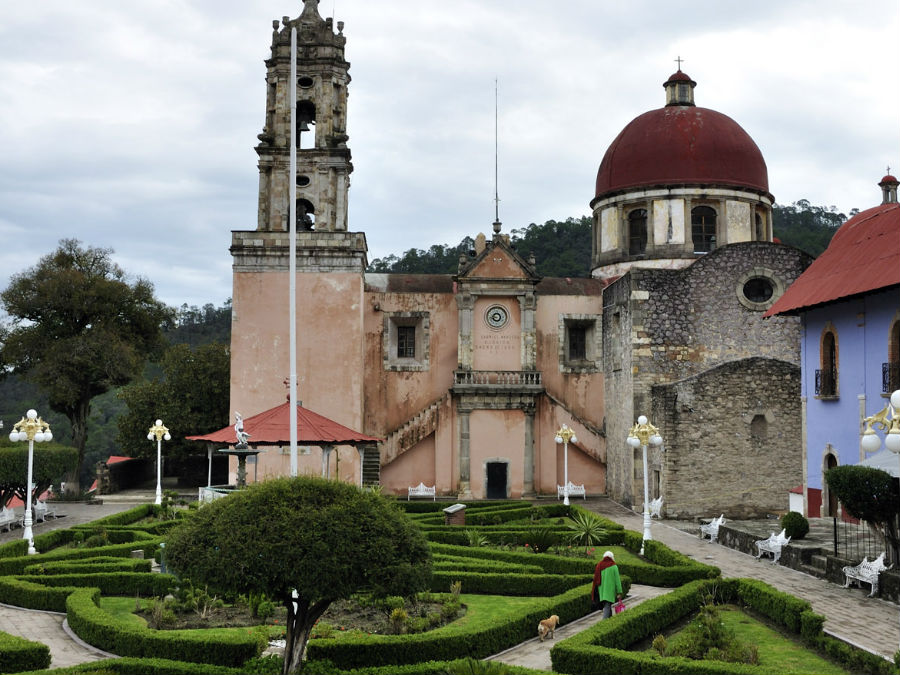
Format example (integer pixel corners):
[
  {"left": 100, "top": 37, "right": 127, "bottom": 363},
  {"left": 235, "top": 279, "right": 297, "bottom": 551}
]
[
  {"left": 0, "top": 630, "right": 51, "bottom": 673},
  {"left": 64, "top": 588, "right": 261, "bottom": 666},
  {"left": 780, "top": 511, "right": 810, "bottom": 540},
  {"left": 522, "top": 527, "right": 560, "bottom": 554}
]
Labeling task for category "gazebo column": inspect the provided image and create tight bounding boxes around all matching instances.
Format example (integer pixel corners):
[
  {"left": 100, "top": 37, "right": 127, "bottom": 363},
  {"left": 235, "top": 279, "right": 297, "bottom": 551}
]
[{"left": 321, "top": 444, "right": 334, "bottom": 478}]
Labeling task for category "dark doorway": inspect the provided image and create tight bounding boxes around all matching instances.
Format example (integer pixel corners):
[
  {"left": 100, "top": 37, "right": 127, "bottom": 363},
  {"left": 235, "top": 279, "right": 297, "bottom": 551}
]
[
  {"left": 486, "top": 462, "right": 508, "bottom": 499},
  {"left": 825, "top": 454, "right": 838, "bottom": 517}
]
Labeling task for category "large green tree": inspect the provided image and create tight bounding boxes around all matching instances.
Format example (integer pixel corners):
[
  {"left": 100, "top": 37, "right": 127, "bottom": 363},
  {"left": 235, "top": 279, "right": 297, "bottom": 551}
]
[
  {"left": 166, "top": 477, "right": 432, "bottom": 674},
  {"left": 825, "top": 464, "right": 900, "bottom": 564},
  {"left": 116, "top": 342, "right": 230, "bottom": 458},
  {"left": 0, "top": 443, "right": 78, "bottom": 507},
  {"left": 0, "top": 240, "right": 172, "bottom": 493}
]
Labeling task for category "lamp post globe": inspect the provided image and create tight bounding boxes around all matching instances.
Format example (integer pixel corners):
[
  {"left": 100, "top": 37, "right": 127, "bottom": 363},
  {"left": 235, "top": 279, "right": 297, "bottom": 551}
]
[
  {"left": 148, "top": 419, "right": 170, "bottom": 506},
  {"left": 11, "top": 410, "right": 52, "bottom": 555},
  {"left": 627, "top": 414, "right": 663, "bottom": 556},
  {"left": 555, "top": 425, "right": 577, "bottom": 506}
]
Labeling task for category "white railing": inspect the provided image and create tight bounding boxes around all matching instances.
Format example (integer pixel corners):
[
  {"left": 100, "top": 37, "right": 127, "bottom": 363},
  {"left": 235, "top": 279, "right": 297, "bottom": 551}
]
[{"left": 453, "top": 370, "right": 542, "bottom": 387}]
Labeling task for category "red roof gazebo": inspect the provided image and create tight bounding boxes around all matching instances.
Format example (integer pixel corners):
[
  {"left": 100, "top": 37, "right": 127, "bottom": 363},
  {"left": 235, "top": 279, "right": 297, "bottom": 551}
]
[{"left": 187, "top": 401, "right": 381, "bottom": 486}]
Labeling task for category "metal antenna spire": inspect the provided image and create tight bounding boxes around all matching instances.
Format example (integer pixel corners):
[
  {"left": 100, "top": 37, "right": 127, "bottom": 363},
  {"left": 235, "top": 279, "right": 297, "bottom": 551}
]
[{"left": 493, "top": 78, "right": 501, "bottom": 234}]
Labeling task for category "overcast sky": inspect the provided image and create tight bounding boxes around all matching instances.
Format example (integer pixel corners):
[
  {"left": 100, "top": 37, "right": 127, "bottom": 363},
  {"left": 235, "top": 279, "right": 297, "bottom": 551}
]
[{"left": 1, "top": 1, "right": 897, "bottom": 309}]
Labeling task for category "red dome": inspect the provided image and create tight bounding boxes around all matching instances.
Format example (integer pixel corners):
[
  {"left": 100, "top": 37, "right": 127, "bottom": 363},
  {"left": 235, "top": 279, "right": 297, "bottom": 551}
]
[
  {"left": 880, "top": 174, "right": 898, "bottom": 184},
  {"left": 594, "top": 106, "right": 769, "bottom": 201}
]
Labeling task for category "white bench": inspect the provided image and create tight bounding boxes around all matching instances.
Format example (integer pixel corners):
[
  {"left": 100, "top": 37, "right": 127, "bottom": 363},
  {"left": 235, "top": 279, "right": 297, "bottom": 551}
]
[
  {"left": 843, "top": 552, "right": 891, "bottom": 597},
  {"left": 755, "top": 528, "right": 791, "bottom": 563},
  {"left": 648, "top": 496, "right": 663, "bottom": 518},
  {"left": 557, "top": 482, "right": 585, "bottom": 500},
  {"left": 34, "top": 500, "right": 55, "bottom": 522},
  {"left": 407, "top": 482, "right": 435, "bottom": 501},
  {"left": 699, "top": 514, "right": 725, "bottom": 543},
  {"left": 0, "top": 507, "right": 19, "bottom": 532}
]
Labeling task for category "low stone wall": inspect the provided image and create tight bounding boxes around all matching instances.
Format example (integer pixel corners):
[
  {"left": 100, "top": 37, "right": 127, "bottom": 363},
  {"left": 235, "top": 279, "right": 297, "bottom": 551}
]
[{"left": 717, "top": 524, "right": 899, "bottom": 603}]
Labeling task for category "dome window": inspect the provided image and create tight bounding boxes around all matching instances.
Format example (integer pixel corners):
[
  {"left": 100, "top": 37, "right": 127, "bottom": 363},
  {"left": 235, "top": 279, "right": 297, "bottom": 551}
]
[
  {"left": 628, "top": 209, "right": 648, "bottom": 255},
  {"left": 691, "top": 206, "right": 717, "bottom": 253}
]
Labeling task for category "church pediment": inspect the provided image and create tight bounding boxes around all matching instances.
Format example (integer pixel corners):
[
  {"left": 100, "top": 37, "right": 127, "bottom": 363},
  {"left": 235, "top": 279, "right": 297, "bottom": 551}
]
[{"left": 457, "top": 236, "right": 540, "bottom": 283}]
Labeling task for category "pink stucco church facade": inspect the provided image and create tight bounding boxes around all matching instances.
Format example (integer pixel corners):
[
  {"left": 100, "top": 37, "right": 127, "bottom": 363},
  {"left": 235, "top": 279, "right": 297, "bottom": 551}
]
[{"left": 227, "top": 2, "right": 808, "bottom": 512}]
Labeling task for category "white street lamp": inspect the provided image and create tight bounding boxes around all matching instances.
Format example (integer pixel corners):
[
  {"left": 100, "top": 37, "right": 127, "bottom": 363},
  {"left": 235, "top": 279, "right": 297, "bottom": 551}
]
[
  {"left": 627, "top": 415, "right": 663, "bottom": 556},
  {"left": 859, "top": 389, "right": 900, "bottom": 652},
  {"left": 147, "top": 420, "right": 171, "bottom": 506},
  {"left": 555, "top": 424, "right": 577, "bottom": 506},
  {"left": 10, "top": 409, "right": 52, "bottom": 555}
]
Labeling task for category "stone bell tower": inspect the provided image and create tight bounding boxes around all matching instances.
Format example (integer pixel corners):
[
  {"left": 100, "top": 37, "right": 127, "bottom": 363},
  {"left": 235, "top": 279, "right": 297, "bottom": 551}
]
[
  {"left": 229, "top": 0, "right": 368, "bottom": 462},
  {"left": 255, "top": 0, "right": 352, "bottom": 234}
]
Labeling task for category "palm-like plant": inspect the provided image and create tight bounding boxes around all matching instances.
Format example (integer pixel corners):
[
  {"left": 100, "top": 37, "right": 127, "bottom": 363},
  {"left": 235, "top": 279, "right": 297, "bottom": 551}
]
[
  {"left": 567, "top": 509, "right": 606, "bottom": 554},
  {"left": 465, "top": 529, "right": 490, "bottom": 547}
]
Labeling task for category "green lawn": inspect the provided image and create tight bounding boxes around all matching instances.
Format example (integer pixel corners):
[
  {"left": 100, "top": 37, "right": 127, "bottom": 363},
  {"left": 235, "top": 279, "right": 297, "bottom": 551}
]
[
  {"left": 450, "top": 594, "right": 545, "bottom": 630},
  {"left": 99, "top": 596, "right": 148, "bottom": 629},
  {"left": 648, "top": 606, "right": 850, "bottom": 675}
]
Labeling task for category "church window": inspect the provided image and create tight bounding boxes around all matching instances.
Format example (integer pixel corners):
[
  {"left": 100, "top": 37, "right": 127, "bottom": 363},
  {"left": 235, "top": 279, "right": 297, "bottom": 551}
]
[
  {"left": 568, "top": 324, "right": 587, "bottom": 361},
  {"left": 397, "top": 325, "right": 416, "bottom": 358},
  {"left": 755, "top": 213, "right": 765, "bottom": 241},
  {"left": 742, "top": 277, "right": 773, "bottom": 304},
  {"left": 816, "top": 325, "right": 838, "bottom": 397},
  {"left": 736, "top": 267, "right": 784, "bottom": 312},
  {"left": 296, "top": 175, "right": 310, "bottom": 187},
  {"left": 298, "top": 76, "right": 314, "bottom": 88},
  {"left": 384, "top": 311, "right": 430, "bottom": 372},
  {"left": 628, "top": 209, "right": 648, "bottom": 255},
  {"left": 691, "top": 206, "right": 717, "bottom": 253},
  {"left": 559, "top": 314, "right": 601, "bottom": 373}
]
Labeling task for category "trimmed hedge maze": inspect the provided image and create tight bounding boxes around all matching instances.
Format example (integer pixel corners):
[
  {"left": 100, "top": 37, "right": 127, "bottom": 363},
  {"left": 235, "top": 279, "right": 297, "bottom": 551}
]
[
  {"left": 550, "top": 576, "right": 895, "bottom": 675},
  {"left": 0, "top": 499, "right": 885, "bottom": 674}
]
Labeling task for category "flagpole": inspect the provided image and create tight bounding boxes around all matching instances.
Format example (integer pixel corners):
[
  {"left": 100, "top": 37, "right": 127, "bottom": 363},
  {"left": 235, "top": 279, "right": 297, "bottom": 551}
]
[{"left": 289, "top": 25, "right": 299, "bottom": 477}]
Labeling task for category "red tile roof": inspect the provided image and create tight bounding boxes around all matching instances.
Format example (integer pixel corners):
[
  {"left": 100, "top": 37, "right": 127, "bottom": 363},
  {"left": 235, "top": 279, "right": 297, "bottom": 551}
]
[
  {"left": 186, "top": 401, "right": 381, "bottom": 446},
  {"left": 764, "top": 202, "right": 900, "bottom": 316}
]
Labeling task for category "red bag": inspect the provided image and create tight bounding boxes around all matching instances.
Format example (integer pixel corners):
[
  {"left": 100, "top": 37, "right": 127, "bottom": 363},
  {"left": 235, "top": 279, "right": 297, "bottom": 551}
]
[{"left": 614, "top": 600, "right": 625, "bottom": 614}]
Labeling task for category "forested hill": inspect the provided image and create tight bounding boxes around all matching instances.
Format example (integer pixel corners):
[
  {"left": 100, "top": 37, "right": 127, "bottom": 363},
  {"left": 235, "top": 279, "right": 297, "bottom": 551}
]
[
  {"left": 367, "top": 201, "right": 849, "bottom": 277},
  {"left": 0, "top": 299, "right": 233, "bottom": 486}
]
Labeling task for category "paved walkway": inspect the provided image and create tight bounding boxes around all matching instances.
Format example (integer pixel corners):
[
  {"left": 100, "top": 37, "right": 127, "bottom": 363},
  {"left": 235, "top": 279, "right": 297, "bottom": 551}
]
[
  {"left": 0, "top": 501, "right": 136, "bottom": 669},
  {"left": 486, "top": 584, "right": 670, "bottom": 671}
]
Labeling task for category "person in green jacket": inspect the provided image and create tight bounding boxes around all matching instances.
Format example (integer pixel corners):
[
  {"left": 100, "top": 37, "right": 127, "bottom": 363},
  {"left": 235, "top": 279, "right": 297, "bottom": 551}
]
[{"left": 590, "top": 550, "right": 623, "bottom": 619}]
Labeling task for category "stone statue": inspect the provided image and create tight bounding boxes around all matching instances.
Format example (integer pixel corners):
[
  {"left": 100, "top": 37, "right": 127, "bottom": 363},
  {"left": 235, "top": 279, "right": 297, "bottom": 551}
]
[{"left": 234, "top": 412, "right": 251, "bottom": 448}]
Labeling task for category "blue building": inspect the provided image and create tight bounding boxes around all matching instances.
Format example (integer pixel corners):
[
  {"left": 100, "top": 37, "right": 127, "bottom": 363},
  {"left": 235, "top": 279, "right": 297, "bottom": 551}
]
[{"left": 766, "top": 174, "right": 900, "bottom": 517}]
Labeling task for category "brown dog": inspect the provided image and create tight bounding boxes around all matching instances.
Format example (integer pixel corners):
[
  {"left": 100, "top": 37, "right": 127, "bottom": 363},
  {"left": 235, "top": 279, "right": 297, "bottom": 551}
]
[{"left": 537, "top": 614, "right": 559, "bottom": 641}]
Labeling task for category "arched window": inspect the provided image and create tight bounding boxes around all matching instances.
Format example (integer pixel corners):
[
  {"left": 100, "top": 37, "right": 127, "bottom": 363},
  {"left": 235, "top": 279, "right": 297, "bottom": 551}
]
[
  {"left": 691, "top": 206, "right": 717, "bottom": 253},
  {"left": 886, "top": 319, "right": 900, "bottom": 393},
  {"left": 296, "top": 101, "right": 316, "bottom": 149},
  {"left": 817, "top": 326, "right": 838, "bottom": 396},
  {"left": 296, "top": 198, "right": 316, "bottom": 230},
  {"left": 628, "top": 209, "right": 647, "bottom": 255}
]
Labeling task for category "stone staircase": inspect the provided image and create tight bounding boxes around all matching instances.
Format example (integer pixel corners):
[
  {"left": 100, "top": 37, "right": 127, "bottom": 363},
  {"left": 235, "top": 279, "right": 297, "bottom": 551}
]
[{"left": 380, "top": 393, "right": 449, "bottom": 467}]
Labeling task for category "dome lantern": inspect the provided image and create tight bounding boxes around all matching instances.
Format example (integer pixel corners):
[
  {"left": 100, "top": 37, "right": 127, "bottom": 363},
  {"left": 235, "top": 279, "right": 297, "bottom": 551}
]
[{"left": 664, "top": 61, "right": 696, "bottom": 107}]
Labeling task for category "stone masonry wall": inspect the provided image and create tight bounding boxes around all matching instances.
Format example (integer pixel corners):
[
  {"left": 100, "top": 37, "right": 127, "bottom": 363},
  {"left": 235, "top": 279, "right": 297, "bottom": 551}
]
[
  {"left": 653, "top": 356, "right": 802, "bottom": 519},
  {"left": 602, "top": 274, "right": 636, "bottom": 507}
]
